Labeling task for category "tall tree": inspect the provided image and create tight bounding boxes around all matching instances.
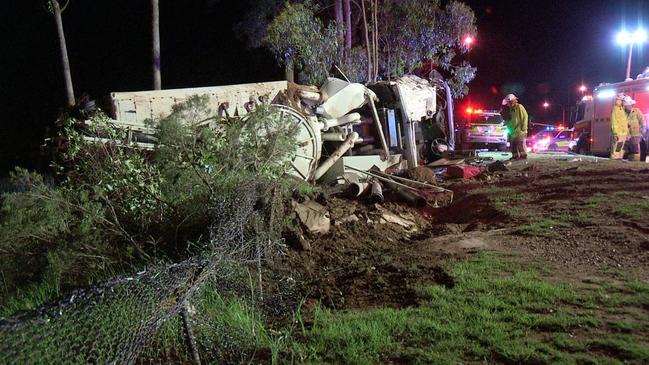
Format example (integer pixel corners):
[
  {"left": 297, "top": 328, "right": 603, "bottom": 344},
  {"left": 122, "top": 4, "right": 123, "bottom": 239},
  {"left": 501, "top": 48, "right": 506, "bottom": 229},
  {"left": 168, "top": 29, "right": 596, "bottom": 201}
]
[
  {"left": 334, "top": 0, "right": 344, "bottom": 60},
  {"left": 360, "top": 0, "right": 372, "bottom": 82},
  {"left": 262, "top": 0, "right": 476, "bottom": 96},
  {"left": 265, "top": 2, "right": 338, "bottom": 85},
  {"left": 343, "top": 0, "right": 352, "bottom": 49},
  {"left": 152, "top": 0, "right": 161, "bottom": 90},
  {"left": 48, "top": 0, "right": 74, "bottom": 106}
]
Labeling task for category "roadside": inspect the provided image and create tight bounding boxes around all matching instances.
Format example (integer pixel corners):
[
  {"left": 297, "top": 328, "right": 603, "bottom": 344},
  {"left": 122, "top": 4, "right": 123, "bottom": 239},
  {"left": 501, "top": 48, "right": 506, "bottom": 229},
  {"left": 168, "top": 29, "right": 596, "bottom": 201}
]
[{"left": 263, "top": 157, "right": 649, "bottom": 364}]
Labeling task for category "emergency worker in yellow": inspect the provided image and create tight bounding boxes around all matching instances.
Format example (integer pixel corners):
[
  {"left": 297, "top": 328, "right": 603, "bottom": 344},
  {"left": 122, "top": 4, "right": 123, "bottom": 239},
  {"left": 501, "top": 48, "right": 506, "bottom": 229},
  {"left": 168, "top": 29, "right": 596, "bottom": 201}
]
[
  {"left": 500, "top": 94, "right": 528, "bottom": 160},
  {"left": 610, "top": 94, "right": 628, "bottom": 159},
  {"left": 624, "top": 96, "right": 644, "bottom": 161}
]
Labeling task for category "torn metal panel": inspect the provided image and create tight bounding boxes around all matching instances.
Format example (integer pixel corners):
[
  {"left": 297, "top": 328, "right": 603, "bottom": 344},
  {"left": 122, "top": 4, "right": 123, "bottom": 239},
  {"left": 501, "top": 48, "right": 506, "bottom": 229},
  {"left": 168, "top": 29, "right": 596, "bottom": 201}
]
[{"left": 109, "top": 80, "right": 288, "bottom": 125}]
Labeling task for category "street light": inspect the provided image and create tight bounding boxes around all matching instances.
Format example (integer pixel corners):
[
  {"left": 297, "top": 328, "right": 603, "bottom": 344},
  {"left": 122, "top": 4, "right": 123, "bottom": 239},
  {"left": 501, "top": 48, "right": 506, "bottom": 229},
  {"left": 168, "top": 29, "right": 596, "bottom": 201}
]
[
  {"left": 579, "top": 85, "right": 587, "bottom": 93},
  {"left": 463, "top": 35, "right": 474, "bottom": 46},
  {"left": 542, "top": 101, "right": 566, "bottom": 124},
  {"left": 617, "top": 29, "right": 648, "bottom": 80}
]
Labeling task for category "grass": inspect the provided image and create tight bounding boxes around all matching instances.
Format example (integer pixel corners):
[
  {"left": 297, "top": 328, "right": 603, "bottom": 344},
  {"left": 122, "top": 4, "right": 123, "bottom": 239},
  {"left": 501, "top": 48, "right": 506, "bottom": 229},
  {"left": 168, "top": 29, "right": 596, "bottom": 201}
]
[
  {"left": 514, "top": 218, "right": 571, "bottom": 237},
  {"left": 283, "top": 253, "right": 649, "bottom": 364},
  {"left": 585, "top": 191, "right": 649, "bottom": 218},
  {"left": 612, "top": 199, "right": 649, "bottom": 219},
  {"left": 3, "top": 253, "right": 647, "bottom": 364}
]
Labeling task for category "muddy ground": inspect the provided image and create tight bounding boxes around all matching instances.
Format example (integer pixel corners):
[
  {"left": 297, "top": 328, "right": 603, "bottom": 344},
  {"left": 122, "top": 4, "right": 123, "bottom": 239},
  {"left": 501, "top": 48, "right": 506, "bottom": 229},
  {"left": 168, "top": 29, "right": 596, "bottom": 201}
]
[{"left": 275, "top": 157, "right": 649, "bottom": 314}]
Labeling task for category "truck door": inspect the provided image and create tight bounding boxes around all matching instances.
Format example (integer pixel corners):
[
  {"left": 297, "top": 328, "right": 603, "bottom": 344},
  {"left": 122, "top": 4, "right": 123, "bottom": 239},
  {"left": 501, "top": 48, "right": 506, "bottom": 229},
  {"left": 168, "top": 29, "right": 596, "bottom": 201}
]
[{"left": 591, "top": 95, "right": 614, "bottom": 155}]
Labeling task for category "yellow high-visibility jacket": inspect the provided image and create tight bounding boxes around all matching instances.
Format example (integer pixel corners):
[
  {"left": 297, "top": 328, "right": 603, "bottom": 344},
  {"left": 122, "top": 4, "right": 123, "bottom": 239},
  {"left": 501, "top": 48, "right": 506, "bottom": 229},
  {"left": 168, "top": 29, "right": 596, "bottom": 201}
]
[
  {"left": 611, "top": 105, "right": 628, "bottom": 137},
  {"left": 627, "top": 107, "right": 644, "bottom": 137},
  {"left": 504, "top": 104, "right": 528, "bottom": 139}
]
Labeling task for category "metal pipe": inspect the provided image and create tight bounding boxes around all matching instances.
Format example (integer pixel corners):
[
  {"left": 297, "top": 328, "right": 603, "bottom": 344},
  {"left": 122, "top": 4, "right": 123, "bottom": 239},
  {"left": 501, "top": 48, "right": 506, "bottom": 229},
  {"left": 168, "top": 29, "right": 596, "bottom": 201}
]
[
  {"left": 315, "top": 132, "right": 360, "bottom": 180},
  {"left": 344, "top": 173, "right": 369, "bottom": 196},
  {"left": 370, "top": 169, "right": 444, "bottom": 191},
  {"left": 382, "top": 178, "right": 427, "bottom": 208},
  {"left": 354, "top": 137, "right": 375, "bottom": 145},
  {"left": 322, "top": 132, "right": 346, "bottom": 141},
  {"left": 369, "top": 179, "right": 384, "bottom": 203},
  {"left": 367, "top": 94, "right": 391, "bottom": 159},
  {"left": 321, "top": 113, "right": 361, "bottom": 131},
  {"left": 441, "top": 81, "right": 455, "bottom": 150},
  {"left": 344, "top": 165, "right": 417, "bottom": 192},
  {"left": 350, "top": 182, "right": 369, "bottom": 196},
  {"left": 347, "top": 164, "right": 424, "bottom": 207}
]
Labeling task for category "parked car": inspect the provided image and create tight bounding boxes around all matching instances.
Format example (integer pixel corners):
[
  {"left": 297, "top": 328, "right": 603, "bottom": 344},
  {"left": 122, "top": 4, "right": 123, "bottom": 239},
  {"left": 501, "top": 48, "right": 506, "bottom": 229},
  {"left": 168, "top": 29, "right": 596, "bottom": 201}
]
[
  {"left": 531, "top": 129, "right": 576, "bottom": 152},
  {"left": 526, "top": 130, "right": 555, "bottom": 152},
  {"left": 572, "top": 132, "right": 591, "bottom": 155},
  {"left": 459, "top": 110, "right": 508, "bottom": 151}
]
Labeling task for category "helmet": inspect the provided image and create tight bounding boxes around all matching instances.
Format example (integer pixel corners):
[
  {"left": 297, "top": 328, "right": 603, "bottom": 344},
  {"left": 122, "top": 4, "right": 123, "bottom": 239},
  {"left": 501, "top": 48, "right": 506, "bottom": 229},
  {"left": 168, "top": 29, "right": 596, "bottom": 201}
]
[
  {"left": 501, "top": 94, "right": 518, "bottom": 106},
  {"left": 623, "top": 95, "right": 636, "bottom": 106}
]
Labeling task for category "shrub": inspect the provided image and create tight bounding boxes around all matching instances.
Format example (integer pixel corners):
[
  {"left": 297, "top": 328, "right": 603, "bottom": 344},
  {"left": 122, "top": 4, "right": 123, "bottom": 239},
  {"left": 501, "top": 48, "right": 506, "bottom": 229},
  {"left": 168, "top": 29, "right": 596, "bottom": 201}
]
[{"left": 0, "top": 97, "right": 300, "bottom": 315}]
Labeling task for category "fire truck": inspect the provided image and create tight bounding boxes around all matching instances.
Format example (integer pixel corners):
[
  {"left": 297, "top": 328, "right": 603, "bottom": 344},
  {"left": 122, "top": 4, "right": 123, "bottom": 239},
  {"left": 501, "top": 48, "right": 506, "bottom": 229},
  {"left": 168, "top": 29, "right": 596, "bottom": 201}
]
[{"left": 573, "top": 75, "right": 649, "bottom": 157}]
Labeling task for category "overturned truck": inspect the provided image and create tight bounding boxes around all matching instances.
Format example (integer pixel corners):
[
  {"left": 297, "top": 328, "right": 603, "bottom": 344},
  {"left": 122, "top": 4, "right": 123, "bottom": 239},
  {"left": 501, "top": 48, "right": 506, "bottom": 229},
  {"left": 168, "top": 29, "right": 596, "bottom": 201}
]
[{"left": 85, "top": 75, "right": 456, "bottom": 184}]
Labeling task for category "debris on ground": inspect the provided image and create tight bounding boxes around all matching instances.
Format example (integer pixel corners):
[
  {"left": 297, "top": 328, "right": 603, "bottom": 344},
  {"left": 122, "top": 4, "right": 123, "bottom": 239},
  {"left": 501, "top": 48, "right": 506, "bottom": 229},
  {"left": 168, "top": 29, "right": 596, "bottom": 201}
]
[
  {"left": 426, "top": 158, "right": 465, "bottom": 167},
  {"left": 486, "top": 160, "right": 509, "bottom": 172},
  {"left": 292, "top": 200, "right": 331, "bottom": 234},
  {"left": 338, "top": 165, "right": 454, "bottom": 208},
  {"left": 335, "top": 214, "right": 360, "bottom": 225},
  {"left": 379, "top": 212, "right": 417, "bottom": 230},
  {"left": 447, "top": 164, "right": 482, "bottom": 179},
  {"left": 404, "top": 166, "right": 437, "bottom": 184}
]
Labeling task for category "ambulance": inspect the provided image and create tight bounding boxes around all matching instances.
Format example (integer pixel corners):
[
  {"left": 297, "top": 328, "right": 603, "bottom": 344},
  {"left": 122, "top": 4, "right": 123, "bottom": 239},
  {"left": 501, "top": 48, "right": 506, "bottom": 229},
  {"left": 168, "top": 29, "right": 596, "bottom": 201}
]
[{"left": 573, "top": 72, "right": 649, "bottom": 157}]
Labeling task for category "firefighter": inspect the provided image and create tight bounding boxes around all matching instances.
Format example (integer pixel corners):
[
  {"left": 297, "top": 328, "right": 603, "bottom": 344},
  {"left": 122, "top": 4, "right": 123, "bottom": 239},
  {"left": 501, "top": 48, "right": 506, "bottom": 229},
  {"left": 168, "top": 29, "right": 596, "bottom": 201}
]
[
  {"left": 610, "top": 93, "right": 628, "bottom": 159},
  {"left": 624, "top": 96, "right": 644, "bottom": 161},
  {"left": 501, "top": 94, "right": 528, "bottom": 160}
]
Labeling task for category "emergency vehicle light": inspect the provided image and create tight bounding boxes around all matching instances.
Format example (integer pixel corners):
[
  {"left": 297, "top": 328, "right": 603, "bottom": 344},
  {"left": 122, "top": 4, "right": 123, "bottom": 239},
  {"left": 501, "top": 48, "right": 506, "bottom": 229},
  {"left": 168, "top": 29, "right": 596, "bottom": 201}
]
[{"left": 596, "top": 90, "right": 615, "bottom": 99}]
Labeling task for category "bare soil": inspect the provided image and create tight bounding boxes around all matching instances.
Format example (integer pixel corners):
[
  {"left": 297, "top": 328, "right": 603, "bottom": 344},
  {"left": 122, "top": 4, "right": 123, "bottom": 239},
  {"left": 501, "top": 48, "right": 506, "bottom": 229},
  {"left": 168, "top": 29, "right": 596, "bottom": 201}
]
[{"left": 273, "top": 158, "right": 649, "bottom": 314}]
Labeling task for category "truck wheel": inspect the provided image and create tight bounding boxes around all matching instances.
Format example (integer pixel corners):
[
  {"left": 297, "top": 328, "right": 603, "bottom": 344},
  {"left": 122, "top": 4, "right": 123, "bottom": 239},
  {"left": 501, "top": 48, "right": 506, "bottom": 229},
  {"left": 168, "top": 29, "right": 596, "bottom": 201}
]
[{"left": 548, "top": 143, "right": 558, "bottom": 151}]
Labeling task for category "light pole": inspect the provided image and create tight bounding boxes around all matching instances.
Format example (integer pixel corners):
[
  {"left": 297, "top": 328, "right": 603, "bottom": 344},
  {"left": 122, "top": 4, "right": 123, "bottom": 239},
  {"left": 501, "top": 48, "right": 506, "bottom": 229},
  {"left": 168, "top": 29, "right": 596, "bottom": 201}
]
[
  {"left": 543, "top": 101, "right": 566, "bottom": 124},
  {"left": 617, "top": 29, "right": 647, "bottom": 81}
]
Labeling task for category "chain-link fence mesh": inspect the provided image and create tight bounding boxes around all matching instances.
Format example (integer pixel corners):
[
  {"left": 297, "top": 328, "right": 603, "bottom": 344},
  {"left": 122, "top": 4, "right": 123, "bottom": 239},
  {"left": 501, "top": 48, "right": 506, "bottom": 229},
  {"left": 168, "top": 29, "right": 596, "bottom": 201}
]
[{"left": 0, "top": 182, "right": 298, "bottom": 364}]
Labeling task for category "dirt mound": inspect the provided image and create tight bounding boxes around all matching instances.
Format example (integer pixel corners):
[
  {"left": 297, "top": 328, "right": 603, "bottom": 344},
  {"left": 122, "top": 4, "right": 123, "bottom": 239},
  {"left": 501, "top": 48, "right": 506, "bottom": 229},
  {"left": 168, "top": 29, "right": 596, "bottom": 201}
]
[{"left": 274, "top": 196, "right": 464, "bottom": 313}]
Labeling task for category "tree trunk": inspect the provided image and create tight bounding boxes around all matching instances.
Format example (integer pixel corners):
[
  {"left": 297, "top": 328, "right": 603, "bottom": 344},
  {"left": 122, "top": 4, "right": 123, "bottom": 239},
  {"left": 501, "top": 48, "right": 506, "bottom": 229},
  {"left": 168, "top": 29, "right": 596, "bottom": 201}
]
[
  {"left": 285, "top": 58, "right": 294, "bottom": 83},
  {"left": 51, "top": 0, "right": 74, "bottom": 106},
  {"left": 343, "top": 0, "right": 352, "bottom": 49},
  {"left": 152, "top": 0, "right": 161, "bottom": 90},
  {"left": 335, "top": 0, "right": 343, "bottom": 60},
  {"left": 361, "top": 0, "right": 372, "bottom": 82},
  {"left": 373, "top": 0, "right": 378, "bottom": 81}
]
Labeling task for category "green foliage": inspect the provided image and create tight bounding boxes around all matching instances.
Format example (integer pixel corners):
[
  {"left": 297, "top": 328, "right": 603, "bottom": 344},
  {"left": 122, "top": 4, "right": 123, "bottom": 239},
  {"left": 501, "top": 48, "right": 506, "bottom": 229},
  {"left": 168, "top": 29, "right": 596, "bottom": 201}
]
[
  {"left": 264, "top": 1, "right": 338, "bottom": 85},
  {"left": 0, "top": 168, "right": 118, "bottom": 312},
  {"left": 337, "top": 46, "right": 369, "bottom": 83},
  {"left": 261, "top": 0, "right": 477, "bottom": 95},
  {"left": 61, "top": 113, "right": 165, "bottom": 233},
  {"left": 379, "top": 0, "right": 477, "bottom": 96},
  {"left": 0, "top": 97, "right": 300, "bottom": 316}
]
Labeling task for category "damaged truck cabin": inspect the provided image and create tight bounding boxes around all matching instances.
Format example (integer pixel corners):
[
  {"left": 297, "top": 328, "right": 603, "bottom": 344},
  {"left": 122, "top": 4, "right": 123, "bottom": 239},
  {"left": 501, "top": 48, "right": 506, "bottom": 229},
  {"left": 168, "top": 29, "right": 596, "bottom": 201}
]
[{"left": 88, "top": 75, "right": 456, "bottom": 184}]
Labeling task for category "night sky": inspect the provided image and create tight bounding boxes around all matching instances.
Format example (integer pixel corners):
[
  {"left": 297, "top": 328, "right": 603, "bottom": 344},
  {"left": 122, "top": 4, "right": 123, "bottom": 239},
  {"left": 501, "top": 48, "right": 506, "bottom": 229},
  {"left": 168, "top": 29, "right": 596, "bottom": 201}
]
[{"left": 1, "top": 0, "right": 647, "bottom": 173}]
